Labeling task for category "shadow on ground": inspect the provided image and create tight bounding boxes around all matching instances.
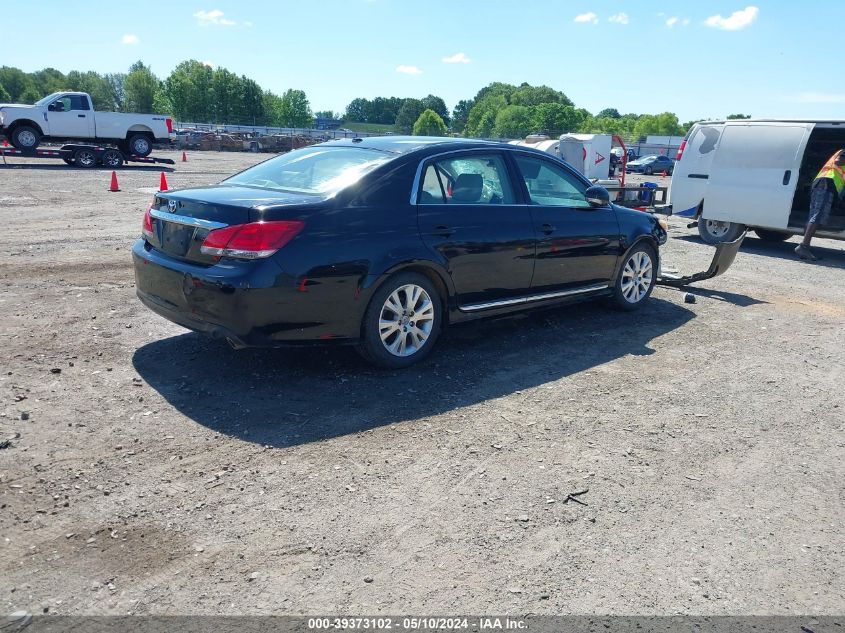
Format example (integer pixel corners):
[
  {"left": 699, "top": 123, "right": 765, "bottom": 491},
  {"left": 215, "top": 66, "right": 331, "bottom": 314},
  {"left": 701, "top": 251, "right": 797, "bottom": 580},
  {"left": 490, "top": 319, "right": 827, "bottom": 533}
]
[
  {"left": 675, "top": 234, "right": 845, "bottom": 269},
  {"left": 132, "top": 298, "right": 694, "bottom": 448}
]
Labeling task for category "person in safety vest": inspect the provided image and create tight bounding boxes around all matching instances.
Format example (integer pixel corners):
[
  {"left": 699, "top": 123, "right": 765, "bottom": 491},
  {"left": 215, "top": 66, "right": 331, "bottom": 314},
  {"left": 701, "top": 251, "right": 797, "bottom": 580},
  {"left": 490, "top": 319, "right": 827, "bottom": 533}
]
[{"left": 795, "top": 149, "right": 845, "bottom": 260}]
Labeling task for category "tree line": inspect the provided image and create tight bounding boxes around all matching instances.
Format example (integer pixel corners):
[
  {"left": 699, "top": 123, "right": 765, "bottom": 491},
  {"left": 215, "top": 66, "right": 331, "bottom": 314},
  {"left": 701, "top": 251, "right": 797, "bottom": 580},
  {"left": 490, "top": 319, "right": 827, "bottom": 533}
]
[
  {"left": 1, "top": 62, "right": 739, "bottom": 139},
  {"left": 0, "top": 61, "right": 313, "bottom": 128}
]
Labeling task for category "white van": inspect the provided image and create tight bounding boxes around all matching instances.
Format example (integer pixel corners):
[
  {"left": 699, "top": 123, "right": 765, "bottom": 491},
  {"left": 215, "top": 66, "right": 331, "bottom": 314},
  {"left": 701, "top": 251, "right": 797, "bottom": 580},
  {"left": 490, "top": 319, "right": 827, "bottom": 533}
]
[{"left": 668, "top": 120, "right": 845, "bottom": 244}]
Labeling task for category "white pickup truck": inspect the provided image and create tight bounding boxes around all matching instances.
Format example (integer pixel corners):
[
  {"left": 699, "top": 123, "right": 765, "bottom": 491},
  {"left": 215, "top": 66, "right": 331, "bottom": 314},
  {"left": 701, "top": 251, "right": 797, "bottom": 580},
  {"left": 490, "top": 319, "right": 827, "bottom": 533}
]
[{"left": 0, "top": 91, "right": 173, "bottom": 156}]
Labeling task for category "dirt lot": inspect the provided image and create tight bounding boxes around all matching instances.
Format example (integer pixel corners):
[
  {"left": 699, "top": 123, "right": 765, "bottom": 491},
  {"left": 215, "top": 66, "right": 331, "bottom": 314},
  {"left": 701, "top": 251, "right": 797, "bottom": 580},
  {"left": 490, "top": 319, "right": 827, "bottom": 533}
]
[{"left": 0, "top": 150, "right": 843, "bottom": 616}]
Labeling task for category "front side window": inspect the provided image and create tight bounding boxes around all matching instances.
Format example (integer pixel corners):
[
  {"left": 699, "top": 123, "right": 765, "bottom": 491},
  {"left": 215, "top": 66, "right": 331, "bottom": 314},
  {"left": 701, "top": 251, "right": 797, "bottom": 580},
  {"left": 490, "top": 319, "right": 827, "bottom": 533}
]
[
  {"left": 514, "top": 155, "right": 590, "bottom": 208},
  {"left": 223, "top": 146, "right": 393, "bottom": 195},
  {"left": 419, "top": 154, "right": 515, "bottom": 205}
]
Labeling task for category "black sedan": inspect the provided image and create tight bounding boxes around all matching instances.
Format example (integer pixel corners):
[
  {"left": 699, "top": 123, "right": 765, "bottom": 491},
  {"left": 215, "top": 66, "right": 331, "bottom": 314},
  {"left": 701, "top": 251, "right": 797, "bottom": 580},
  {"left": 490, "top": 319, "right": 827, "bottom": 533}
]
[
  {"left": 626, "top": 154, "right": 675, "bottom": 175},
  {"left": 132, "top": 137, "right": 667, "bottom": 367}
]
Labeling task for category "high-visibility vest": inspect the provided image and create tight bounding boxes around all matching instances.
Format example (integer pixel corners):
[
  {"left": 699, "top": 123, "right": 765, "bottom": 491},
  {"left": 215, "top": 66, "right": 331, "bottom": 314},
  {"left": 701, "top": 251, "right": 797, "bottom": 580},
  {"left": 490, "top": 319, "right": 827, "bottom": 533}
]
[{"left": 814, "top": 151, "right": 845, "bottom": 196}]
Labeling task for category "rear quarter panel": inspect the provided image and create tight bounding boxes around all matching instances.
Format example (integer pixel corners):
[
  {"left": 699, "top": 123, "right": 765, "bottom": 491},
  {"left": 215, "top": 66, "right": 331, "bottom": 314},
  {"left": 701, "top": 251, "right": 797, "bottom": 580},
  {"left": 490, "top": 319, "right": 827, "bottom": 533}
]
[{"left": 93, "top": 112, "right": 170, "bottom": 140}]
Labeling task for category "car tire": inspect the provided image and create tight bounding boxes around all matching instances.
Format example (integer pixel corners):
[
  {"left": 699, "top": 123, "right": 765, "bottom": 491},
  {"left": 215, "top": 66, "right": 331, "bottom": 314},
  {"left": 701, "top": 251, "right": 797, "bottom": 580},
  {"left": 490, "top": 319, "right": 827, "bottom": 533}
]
[
  {"left": 73, "top": 147, "right": 98, "bottom": 168},
  {"left": 126, "top": 134, "right": 152, "bottom": 157},
  {"left": 698, "top": 219, "right": 746, "bottom": 244},
  {"left": 101, "top": 148, "right": 123, "bottom": 168},
  {"left": 753, "top": 228, "right": 791, "bottom": 242},
  {"left": 10, "top": 125, "right": 41, "bottom": 151},
  {"left": 643, "top": 166, "right": 653, "bottom": 175},
  {"left": 356, "top": 272, "right": 443, "bottom": 369},
  {"left": 611, "top": 242, "right": 657, "bottom": 311}
]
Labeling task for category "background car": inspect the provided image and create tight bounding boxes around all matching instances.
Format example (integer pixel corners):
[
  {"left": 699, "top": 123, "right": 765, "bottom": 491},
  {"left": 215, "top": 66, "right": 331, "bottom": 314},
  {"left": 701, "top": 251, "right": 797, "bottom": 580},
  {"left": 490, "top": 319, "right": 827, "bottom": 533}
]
[
  {"left": 626, "top": 154, "right": 675, "bottom": 175},
  {"left": 133, "top": 137, "right": 667, "bottom": 368}
]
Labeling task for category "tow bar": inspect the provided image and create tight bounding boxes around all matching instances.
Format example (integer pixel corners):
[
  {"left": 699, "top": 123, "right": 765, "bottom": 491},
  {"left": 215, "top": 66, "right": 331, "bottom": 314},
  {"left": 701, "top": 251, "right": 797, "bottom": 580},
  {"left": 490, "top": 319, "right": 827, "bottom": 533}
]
[{"left": 656, "top": 230, "right": 747, "bottom": 288}]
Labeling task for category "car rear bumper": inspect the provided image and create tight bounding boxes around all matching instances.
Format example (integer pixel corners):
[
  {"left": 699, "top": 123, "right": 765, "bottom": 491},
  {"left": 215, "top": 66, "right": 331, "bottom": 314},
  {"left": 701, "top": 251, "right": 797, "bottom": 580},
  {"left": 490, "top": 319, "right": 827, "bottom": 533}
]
[{"left": 132, "top": 239, "right": 361, "bottom": 346}]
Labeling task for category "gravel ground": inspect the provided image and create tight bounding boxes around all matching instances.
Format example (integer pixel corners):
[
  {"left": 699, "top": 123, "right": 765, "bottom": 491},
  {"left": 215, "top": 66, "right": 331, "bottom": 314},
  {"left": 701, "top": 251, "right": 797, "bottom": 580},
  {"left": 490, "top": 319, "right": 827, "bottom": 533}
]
[{"left": 0, "top": 150, "right": 843, "bottom": 616}]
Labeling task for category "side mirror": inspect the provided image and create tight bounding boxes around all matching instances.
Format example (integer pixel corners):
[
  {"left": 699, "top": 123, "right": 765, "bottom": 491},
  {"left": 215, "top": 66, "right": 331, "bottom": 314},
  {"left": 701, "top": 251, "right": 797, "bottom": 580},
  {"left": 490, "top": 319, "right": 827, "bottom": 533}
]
[
  {"left": 49, "top": 102, "right": 65, "bottom": 112},
  {"left": 48, "top": 103, "right": 57, "bottom": 111},
  {"left": 585, "top": 185, "right": 610, "bottom": 207}
]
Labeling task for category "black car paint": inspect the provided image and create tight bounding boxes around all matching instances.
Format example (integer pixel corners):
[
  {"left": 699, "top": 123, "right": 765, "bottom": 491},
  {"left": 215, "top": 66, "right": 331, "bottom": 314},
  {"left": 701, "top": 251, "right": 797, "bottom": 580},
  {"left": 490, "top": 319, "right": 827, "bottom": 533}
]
[{"left": 132, "top": 137, "right": 665, "bottom": 347}]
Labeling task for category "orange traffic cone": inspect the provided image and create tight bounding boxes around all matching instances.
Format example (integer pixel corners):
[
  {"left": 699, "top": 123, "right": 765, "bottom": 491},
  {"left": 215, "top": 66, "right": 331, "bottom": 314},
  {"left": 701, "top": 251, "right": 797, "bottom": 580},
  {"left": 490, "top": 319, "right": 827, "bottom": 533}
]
[
  {"left": 2, "top": 138, "right": 8, "bottom": 147},
  {"left": 108, "top": 171, "right": 120, "bottom": 192},
  {"left": 159, "top": 172, "right": 169, "bottom": 191},
  {"left": 662, "top": 170, "right": 667, "bottom": 177},
  {"left": 181, "top": 151, "right": 187, "bottom": 162}
]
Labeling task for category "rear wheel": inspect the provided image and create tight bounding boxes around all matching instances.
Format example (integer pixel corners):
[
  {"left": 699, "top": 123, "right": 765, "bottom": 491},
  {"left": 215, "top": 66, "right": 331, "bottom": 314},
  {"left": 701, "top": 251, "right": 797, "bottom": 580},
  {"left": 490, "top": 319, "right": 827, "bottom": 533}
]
[
  {"left": 754, "top": 228, "right": 791, "bottom": 242},
  {"left": 698, "top": 218, "right": 746, "bottom": 244},
  {"left": 126, "top": 134, "right": 152, "bottom": 157},
  {"left": 101, "top": 148, "right": 123, "bottom": 168},
  {"left": 356, "top": 272, "right": 442, "bottom": 368},
  {"left": 611, "top": 243, "right": 656, "bottom": 311},
  {"left": 643, "top": 166, "right": 653, "bottom": 175},
  {"left": 73, "top": 147, "right": 98, "bottom": 168},
  {"left": 10, "top": 125, "right": 40, "bottom": 151}
]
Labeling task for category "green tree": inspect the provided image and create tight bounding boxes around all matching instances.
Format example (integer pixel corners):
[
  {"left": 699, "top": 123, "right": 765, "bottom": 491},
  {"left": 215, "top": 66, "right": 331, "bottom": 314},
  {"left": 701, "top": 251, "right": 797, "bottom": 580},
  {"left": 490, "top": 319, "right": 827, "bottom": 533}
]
[
  {"left": 31, "top": 68, "right": 67, "bottom": 96},
  {"left": 493, "top": 105, "right": 534, "bottom": 139},
  {"left": 124, "top": 61, "right": 159, "bottom": 113},
  {"left": 451, "top": 99, "right": 473, "bottom": 133},
  {"left": 165, "top": 60, "right": 213, "bottom": 121},
  {"left": 597, "top": 107, "right": 621, "bottom": 119},
  {"left": 211, "top": 67, "right": 244, "bottom": 123},
  {"left": 0, "top": 67, "right": 33, "bottom": 101},
  {"left": 531, "top": 103, "right": 588, "bottom": 135},
  {"left": 727, "top": 113, "right": 751, "bottom": 119},
  {"left": 413, "top": 109, "right": 447, "bottom": 136},
  {"left": 278, "top": 89, "right": 312, "bottom": 127},
  {"left": 395, "top": 98, "right": 425, "bottom": 134},
  {"left": 421, "top": 94, "right": 450, "bottom": 126},
  {"left": 0, "top": 82, "right": 9, "bottom": 102},
  {"left": 511, "top": 84, "right": 573, "bottom": 107},
  {"left": 241, "top": 77, "right": 266, "bottom": 125},
  {"left": 344, "top": 97, "right": 369, "bottom": 122}
]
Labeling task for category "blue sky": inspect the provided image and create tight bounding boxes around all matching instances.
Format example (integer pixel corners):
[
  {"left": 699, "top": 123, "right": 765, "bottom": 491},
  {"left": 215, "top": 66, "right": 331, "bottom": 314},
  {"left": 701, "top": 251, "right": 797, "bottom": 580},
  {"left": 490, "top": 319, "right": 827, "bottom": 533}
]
[{"left": 5, "top": 1, "right": 844, "bottom": 122}]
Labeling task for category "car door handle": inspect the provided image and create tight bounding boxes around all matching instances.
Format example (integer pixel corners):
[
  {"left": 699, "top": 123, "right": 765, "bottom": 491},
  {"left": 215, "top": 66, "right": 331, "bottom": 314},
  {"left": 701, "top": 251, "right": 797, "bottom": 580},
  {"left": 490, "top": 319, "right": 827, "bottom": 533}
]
[
  {"left": 783, "top": 170, "right": 791, "bottom": 185},
  {"left": 78, "top": 114, "right": 86, "bottom": 118},
  {"left": 433, "top": 225, "right": 453, "bottom": 237},
  {"left": 541, "top": 223, "right": 555, "bottom": 235}
]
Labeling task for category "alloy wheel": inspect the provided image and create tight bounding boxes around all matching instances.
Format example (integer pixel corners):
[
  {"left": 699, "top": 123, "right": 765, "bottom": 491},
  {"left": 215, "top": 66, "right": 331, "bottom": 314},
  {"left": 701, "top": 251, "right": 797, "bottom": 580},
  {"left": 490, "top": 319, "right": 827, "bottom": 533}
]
[
  {"left": 17, "top": 130, "right": 37, "bottom": 147},
  {"left": 379, "top": 284, "right": 435, "bottom": 357},
  {"left": 703, "top": 219, "right": 730, "bottom": 239},
  {"left": 620, "top": 250, "right": 654, "bottom": 304}
]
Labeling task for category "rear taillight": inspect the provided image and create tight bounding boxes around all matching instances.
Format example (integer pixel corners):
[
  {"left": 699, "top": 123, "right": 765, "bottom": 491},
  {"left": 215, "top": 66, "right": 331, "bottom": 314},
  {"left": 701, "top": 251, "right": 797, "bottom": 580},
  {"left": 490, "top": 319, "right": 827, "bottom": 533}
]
[
  {"left": 142, "top": 203, "right": 153, "bottom": 239},
  {"left": 201, "top": 220, "right": 305, "bottom": 259},
  {"left": 165, "top": 118, "right": 173, "bottom": 133},
  {"left": 676, "top": 139, "right": 687, "bottom": 161}
]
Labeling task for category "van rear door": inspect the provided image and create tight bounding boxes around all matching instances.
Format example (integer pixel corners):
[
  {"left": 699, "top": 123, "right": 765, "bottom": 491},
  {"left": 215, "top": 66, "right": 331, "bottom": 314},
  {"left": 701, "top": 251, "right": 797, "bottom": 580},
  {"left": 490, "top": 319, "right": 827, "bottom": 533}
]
[
  {"left": 669, "top": 123, "right": 724, "bottom": 217},
  {"left": 703, "top": 122, "right": 813, "bottom": 230}
]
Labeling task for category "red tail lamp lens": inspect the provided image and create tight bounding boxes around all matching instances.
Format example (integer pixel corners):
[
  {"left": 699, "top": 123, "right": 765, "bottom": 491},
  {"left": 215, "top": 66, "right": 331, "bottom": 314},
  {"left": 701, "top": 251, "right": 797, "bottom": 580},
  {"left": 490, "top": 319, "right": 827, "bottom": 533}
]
[{"left": 201, "top": 221, "right": 305, "bottom": 259}]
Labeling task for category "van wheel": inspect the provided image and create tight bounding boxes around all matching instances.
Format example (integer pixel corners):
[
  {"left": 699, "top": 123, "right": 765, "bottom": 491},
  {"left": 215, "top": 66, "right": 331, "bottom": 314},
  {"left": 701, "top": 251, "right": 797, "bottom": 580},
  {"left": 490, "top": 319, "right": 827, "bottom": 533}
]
[
  {"left": 356, "top": 272, "right": 442, "bottom": 369},
  {"left": 698, "top": 219, "right": 745, "bottom": 244},
  {"left": 126, "top": 134, "right": 152, "bottom": 157},
  {"left": 754, "top": 228, "right": 791, "bottom": 242}
]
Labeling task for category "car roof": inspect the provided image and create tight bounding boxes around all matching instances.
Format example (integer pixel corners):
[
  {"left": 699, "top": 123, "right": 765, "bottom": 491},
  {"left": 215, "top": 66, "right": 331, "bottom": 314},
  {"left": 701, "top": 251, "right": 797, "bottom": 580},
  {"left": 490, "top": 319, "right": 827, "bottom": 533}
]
[{"left": 321, "top": 135, "right": 510, "bottom": 155}]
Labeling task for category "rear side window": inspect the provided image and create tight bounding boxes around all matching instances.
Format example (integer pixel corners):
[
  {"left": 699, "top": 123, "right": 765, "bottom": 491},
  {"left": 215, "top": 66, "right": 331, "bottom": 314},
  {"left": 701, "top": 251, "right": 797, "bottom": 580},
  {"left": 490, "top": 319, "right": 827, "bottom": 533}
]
[
  {"left": 514, "top": 155, "right": 590, "bottom": 208},
  {"left": 420, "top": 154, "right": 515, "bottom": 205},
  {"left": 69, "top": 95, "right": 90, "bottom": 110}
]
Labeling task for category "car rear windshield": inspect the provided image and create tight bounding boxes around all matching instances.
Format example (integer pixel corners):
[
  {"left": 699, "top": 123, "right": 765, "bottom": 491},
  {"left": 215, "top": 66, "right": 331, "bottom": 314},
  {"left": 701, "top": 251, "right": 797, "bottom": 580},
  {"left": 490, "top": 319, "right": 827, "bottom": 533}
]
[{"left": 222, "top": 146, "right": 392, "bottom": 195}]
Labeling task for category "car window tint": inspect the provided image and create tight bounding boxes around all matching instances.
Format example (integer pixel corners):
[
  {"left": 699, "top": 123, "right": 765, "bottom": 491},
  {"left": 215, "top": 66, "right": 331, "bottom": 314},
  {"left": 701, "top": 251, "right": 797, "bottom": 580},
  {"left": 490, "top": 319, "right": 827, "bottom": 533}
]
[
  {"left": 55, "top": 97, "right": 72, "bottom": 111},
  {"left": 434, "top": 155, "right": 514, "bottom": 205},
  {"left": 419, "top": 165, "right": 446, "bottom": 204},
  {"left": 514, "top": 155, "right": 590, "bottom": 208},
  {"left": 69, "top": 95, "right": 90, "bottom": 111}
]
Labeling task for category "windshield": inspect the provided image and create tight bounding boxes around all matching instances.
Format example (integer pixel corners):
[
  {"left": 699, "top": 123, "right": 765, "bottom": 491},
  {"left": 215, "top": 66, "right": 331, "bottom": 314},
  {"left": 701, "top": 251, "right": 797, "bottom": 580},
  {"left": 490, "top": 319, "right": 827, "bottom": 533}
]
[
  {"left": 35, "top": 92, "right": 63, "bottom": 106},
  {"left": 223, "top": 146, "right": 393, "bottom": 195}
]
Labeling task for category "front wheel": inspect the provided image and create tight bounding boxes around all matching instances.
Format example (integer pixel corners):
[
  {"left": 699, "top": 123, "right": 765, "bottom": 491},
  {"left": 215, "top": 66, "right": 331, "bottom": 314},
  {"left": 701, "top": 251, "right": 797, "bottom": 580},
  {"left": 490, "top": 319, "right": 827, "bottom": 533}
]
[
  {"left": 10, "top": 125, "right": 41, "bottom": 151},
  {"left": 698, "top": 218, "right": 746, "bottom": 244},
  {"left": 356, "top": 272, "right": 443, "bottom": 368},
  {"left": 611, "top": 243, "right": 656, "bottom": 311},
  {"left": 126, "top": 134, "right": 152, "bottom": 157},
  {"left": 643, "top": 166, "right": 653, "bottom": 175}
]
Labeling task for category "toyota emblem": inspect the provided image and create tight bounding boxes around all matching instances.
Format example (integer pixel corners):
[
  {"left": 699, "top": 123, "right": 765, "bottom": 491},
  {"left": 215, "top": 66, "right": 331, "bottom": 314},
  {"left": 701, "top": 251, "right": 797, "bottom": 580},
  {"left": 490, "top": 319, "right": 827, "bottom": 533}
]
[{"left": 168, "top": 199, "right": 178, "bottom": 212}]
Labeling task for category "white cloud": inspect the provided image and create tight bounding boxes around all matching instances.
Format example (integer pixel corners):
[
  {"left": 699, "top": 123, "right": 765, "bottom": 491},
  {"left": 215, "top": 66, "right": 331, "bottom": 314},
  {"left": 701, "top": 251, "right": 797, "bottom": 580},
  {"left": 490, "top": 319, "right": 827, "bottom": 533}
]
[
  {"left": 121, "top": 34, "right": 139, "bottom": 45},
  {"left": 789, "top": 92, "right": 845, "bottom": 104},
  {"left": 574, "top": 12, "right": 599, "bottom": 24},
  {"left": 442, "top": 52, "right": 471, "bottom": 64},
  {"left": 201, "top": 60, "right": 214, "bottom": 67},
  {"left": 666, "top": 17, "right": 679, "bottom": 27},
  {"left": 396, "top": 65, "right": 422, "bottom": 75},
  {"left": 705, "top": 6, "right": 759, "bottom": 31},
  {"left": 608, "top": 13, "right": 628, "bottom": 25},
  {"left": 194, "top": 9, "right": 237, "bottom": 26}
]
